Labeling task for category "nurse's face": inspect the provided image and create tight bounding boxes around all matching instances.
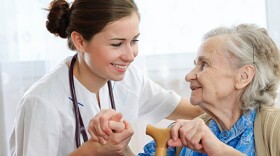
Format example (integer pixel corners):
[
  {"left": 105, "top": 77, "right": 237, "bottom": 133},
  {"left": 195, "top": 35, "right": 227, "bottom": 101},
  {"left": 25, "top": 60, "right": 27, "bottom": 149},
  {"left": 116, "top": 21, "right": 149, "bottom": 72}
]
[{"left": 83, "top": 12, "right": 140, "bottom": 81}]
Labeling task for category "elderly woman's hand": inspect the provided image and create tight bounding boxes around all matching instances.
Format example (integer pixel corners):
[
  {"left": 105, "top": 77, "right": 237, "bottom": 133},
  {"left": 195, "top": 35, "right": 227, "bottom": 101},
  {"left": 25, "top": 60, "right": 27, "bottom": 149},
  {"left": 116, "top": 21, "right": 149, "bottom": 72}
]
[
  {"left": 167, "top": 118, "right": 245, "bottom": 156},
  {"left": 88, "top": 109, "right": 124, "bottom": 144}
]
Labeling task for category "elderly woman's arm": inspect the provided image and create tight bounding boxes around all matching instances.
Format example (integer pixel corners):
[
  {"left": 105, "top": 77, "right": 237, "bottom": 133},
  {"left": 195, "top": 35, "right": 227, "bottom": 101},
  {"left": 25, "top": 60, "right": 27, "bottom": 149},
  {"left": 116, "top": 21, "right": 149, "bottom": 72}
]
[
  {"left": 167, "top": 118, "right": 245, "bottom": 156},
  {"left": 218, "top": 146, "right": 246, "bottom": 156}
]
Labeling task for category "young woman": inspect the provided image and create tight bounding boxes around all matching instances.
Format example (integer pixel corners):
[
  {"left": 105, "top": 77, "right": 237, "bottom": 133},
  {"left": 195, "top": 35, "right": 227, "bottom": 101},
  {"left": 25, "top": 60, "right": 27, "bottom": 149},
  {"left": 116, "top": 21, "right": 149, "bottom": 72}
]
[{"left": 9, "top": 0, "right": 202, "bottom": 155}]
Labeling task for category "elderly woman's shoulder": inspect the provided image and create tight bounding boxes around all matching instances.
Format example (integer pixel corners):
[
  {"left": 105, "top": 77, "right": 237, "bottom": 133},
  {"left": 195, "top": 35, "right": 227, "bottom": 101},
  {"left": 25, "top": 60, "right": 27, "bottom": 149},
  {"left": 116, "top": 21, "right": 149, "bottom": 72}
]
[
  {"left": 258, "top": 106, "right": 280, "bottom": 115},
  {"left": 256, "top": 106, "right": 280, "bottom": 125},
  {"left": 254, "top": 106, "right": 280, "bottom": 155}
]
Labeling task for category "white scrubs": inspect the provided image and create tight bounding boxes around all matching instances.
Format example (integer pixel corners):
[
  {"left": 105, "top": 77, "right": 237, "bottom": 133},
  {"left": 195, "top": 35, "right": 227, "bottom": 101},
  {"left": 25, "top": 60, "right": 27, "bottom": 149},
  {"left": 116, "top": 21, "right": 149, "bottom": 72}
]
[{"left": 9, "top": 56, "right": 180, "bottom": 156}]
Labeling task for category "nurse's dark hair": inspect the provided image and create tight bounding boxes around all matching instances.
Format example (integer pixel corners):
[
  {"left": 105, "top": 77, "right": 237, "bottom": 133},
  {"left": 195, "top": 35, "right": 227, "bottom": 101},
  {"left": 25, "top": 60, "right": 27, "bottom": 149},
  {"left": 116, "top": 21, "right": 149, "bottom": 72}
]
[{"left": 46, "top": 0, "right": 139, "bottom": 50}]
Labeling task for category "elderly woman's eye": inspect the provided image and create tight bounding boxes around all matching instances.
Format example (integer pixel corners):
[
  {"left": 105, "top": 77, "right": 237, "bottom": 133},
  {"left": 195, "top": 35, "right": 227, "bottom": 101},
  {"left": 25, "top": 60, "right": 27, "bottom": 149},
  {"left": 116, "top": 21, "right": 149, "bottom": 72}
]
[{"left": 200, "top": 62, "right": 208, "bottom": 70}]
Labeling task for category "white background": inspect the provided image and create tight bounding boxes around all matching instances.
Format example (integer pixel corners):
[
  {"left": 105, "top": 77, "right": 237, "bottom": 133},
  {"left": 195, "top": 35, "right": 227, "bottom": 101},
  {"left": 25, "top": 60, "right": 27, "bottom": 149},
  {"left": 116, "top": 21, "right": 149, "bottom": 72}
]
[{"left": 1, "top": 0, "right": 280, "bottom": 155}]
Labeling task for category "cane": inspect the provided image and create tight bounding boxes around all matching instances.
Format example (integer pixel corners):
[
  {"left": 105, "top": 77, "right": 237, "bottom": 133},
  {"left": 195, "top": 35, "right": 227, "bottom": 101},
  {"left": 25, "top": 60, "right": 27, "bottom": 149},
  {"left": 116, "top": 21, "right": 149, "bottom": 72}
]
[{"left": 145, "top": 124, "right": 171, "bottom": 156}]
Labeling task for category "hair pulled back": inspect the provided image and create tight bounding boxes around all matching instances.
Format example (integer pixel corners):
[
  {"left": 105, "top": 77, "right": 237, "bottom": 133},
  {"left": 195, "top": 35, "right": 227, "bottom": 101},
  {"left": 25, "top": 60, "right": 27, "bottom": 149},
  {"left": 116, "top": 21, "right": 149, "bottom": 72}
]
[{"left": 46, "top": 0, "right": 139, "bottom": 50}]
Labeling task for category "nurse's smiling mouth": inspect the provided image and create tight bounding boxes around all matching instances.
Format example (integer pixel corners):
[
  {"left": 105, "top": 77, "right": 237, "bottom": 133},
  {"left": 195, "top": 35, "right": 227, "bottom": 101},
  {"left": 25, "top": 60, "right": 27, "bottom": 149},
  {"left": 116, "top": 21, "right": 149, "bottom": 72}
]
[{"left": 111, "top": 63, "right": 128, "bottom": 72}]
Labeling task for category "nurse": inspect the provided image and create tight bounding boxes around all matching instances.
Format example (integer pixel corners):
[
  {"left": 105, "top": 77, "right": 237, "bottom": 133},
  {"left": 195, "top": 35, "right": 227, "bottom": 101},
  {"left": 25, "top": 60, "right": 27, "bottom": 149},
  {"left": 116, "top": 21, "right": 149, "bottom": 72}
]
[{"left": 9, "top": 0, "right": 202, "bottom": 155}]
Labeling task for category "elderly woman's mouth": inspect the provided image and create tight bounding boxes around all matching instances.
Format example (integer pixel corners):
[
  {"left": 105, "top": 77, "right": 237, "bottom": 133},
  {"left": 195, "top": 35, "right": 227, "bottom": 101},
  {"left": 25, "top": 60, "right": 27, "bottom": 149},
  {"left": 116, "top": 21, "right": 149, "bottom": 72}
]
[{"left": 190, "top": 86, "right": 201, "bottom": 90}]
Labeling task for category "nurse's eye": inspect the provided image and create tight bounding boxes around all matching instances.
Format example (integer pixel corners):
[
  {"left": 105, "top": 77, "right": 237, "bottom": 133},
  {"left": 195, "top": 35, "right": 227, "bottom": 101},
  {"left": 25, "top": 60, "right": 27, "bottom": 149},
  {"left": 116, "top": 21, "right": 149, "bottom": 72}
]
[
  {"left": 131, "top": 39, "right": 139, "bottom": 45},
  {"left": 111, "top": 42, "right": 122, "bottom": 47}
]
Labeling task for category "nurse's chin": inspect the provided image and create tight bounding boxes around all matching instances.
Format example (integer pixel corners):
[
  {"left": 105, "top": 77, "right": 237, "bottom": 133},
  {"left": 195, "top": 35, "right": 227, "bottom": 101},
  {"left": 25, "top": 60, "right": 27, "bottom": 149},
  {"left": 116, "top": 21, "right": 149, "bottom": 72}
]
[{"left": 109, "top": 74, "right": 126, "bottom": 82}]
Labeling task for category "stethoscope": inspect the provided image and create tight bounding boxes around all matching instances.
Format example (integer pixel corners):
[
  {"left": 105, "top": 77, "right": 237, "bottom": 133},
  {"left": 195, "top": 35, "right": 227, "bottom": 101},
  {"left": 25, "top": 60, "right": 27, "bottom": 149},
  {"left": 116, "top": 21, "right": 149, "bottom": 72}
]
[{"left": 69, "top": 53, "right": 116, "bottom": 148}]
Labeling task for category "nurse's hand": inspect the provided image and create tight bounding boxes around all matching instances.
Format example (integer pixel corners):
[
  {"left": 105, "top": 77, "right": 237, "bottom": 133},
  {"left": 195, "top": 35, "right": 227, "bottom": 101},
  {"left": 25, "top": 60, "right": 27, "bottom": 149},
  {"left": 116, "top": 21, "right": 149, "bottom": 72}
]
[
  {"left": 167, "top": 118, "right": 245, "bottom": 156},
  {"left": 88, "top": 109, "right": 123, "bottom": 144},
  {"left": 109, "top": 120, "right": 126, "bottom": 132},
  {"left": 69, "top": 120, "right": 135, "bottom": 156}
]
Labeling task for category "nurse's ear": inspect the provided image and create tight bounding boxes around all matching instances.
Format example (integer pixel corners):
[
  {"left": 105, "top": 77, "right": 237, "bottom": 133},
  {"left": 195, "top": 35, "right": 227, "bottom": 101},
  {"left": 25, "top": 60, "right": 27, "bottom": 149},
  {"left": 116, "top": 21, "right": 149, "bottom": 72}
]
[
  {"left": 235, "top": 64, "right": 255, "bottom": 89},
  {"left": 71, "top": 31, "right": 86, "bottom": 53}
]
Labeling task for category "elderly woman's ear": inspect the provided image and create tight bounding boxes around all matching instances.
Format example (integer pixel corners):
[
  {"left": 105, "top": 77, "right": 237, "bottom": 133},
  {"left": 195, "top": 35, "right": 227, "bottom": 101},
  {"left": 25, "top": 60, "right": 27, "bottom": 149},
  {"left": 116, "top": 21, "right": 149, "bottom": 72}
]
[{"left": 235, "top": 64, "right": 255, "bottom": 89}]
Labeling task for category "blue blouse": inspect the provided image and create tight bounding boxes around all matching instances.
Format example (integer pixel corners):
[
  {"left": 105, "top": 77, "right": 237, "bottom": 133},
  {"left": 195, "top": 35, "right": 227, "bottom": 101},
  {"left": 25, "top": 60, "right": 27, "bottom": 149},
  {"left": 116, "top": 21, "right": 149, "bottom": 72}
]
[{"left": 138, "top": 109, "right": 256, "bottom": 156}]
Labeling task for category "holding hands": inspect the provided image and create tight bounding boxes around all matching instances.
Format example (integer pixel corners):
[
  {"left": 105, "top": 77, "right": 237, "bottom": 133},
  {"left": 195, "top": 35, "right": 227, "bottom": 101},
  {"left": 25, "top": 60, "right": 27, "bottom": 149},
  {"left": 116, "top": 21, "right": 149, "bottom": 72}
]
[
  {"left": 88, "top": 109, "right": 125, "bottom": 144},
  {"left": 87, "top": 109, "right": 134, "bottom": 155}
]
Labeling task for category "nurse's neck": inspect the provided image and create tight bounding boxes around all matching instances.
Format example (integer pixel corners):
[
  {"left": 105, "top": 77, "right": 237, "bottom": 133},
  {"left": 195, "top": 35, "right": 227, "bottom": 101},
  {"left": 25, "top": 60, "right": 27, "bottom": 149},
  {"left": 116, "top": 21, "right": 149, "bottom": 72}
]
[{"left": 69, "top": 55, "right": 107, "bottom": 94}]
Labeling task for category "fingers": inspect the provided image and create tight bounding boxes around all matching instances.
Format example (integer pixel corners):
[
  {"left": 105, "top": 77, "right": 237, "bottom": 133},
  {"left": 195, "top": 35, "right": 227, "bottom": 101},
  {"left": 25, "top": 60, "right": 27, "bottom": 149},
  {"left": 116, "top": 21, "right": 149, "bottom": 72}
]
[
  {"left": 109, "top": 112, "right": 123, "bottom": 122},
  {"left": 171, "top": 118, "right": 206, "bottom": 151},
  {"left": 88, "top": 109, "right": 123, "bottom": 144},
  {"left": 170, "top": 119, "right": 190, "bottom": 142},
  {"left": 171, "top": 118, "right": 224, "bottom": 155},
  {"left": 118, "top": 120, "right": 134, "bottom": 142},
  {"left": 170, "top": 120, "right": 182, "bottom": 141},
  {"left": 167, "top": 138, "right": 182, "bottom": 147},
  {"left": 101, "top": 121, "right": 134, "bottom": 156},
  {"left": 180, "top": 121, "right": 202, "bottom": 150},
  {"left": 109, "top": 120, "right": 134, "bottom": 144},
  {"left": 99, "top": 109, "right": 122, "bottom": 135},
  {"left": 88, "top": 119, "right": 108, "bottom": 144},
  {"left": 88, "top": 125, "right": 98, "bottom": 141},
  {"left": 109, "top": 121, "right": 125, "bottom": 133},
  {"left": 190, "top": 129, "right": 203, "bottom": 150}
]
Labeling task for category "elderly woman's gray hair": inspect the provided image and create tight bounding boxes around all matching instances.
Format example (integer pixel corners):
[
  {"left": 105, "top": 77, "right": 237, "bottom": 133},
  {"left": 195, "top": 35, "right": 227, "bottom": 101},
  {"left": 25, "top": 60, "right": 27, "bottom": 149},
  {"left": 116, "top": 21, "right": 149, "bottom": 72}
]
[{"left": 202, "top": 24, "right": 280, "bottom": 112}]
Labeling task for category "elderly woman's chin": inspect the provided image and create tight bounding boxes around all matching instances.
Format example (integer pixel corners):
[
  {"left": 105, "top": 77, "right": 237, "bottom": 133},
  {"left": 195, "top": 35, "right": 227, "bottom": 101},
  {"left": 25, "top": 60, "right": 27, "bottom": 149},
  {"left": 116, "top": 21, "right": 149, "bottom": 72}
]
[{"left": 189, "top": 96, "right": 202, "bottom": 106}]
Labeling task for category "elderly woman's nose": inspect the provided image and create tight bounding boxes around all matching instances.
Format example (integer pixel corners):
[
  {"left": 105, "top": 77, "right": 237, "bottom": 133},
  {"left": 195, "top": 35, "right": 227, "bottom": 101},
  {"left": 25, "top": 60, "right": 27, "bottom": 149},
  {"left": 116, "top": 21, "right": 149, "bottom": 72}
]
[{"left": 185, "top": 70, "right": 196, "bottom": 82}]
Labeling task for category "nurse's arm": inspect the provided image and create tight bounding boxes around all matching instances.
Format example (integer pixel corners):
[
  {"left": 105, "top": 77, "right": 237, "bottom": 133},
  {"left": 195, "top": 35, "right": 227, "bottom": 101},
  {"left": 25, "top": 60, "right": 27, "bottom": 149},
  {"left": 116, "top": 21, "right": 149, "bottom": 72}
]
[{"left": 166, "top": 97, "right": 203, "bottom": 120}]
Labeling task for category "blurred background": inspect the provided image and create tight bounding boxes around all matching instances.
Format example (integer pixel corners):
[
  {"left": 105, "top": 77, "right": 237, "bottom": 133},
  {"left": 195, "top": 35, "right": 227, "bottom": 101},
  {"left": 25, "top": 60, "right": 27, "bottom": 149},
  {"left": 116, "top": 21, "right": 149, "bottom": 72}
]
[{"left": 1, "top": 0, "right": 280, "bottom": 155}]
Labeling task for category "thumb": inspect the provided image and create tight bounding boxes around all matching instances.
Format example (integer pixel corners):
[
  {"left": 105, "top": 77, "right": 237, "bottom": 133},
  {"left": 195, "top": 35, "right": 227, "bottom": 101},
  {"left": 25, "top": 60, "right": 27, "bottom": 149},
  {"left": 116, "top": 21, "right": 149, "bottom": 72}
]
[
  {"left": 109, "top": 112, "right": 123, "bottom": 122},
  {"left": 109, "top": 121, "right": 125, "bottom": 133}
]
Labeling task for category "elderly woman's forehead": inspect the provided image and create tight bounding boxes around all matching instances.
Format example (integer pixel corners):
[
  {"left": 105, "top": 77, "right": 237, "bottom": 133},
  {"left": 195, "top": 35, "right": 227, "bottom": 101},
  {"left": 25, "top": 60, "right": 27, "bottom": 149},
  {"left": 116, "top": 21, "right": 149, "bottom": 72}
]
[
  {"left": 203, "top": 36, "right": 224, "bottom": 47},
  {"left": 198, "top": 37, "right": 225, "bottom": 54}
]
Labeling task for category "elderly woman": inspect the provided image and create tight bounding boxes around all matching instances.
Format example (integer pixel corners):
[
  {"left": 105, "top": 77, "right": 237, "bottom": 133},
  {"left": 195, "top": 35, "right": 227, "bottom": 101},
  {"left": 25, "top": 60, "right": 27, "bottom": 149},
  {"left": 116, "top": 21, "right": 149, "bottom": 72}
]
[{"left": 139, "top": 24, "right": 280, "bottom": 156}]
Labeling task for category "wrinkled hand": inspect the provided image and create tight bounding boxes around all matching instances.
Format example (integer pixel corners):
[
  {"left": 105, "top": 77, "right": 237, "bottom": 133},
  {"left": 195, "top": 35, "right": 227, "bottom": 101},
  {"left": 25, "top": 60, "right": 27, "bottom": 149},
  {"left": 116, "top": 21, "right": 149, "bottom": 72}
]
[
  {"left": 167, "top": 118, "right": 225, "bottom": 155},
  {"left": 88, "top": 109, "right": 124, "bottom": 144}
]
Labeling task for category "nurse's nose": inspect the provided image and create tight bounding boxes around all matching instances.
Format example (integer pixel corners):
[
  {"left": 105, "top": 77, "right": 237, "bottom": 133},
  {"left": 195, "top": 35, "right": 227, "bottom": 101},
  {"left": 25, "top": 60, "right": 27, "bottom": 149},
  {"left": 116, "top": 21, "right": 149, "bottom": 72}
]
[{"left": 121, "top": 45, "right": 136, "bottom": 62}]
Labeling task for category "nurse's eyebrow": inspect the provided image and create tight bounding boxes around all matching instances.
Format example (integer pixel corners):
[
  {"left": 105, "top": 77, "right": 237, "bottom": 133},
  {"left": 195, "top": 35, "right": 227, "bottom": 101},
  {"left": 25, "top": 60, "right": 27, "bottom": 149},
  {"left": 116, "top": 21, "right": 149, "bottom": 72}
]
[
  {"left": 110, "top": 38, "right": 125, "bottom": 41},
  {"left": 133, "top": 33, "right": 140, "bottom": 39},
  {"left": 110, "top": 33, "right": 140, "bottom": 41}
]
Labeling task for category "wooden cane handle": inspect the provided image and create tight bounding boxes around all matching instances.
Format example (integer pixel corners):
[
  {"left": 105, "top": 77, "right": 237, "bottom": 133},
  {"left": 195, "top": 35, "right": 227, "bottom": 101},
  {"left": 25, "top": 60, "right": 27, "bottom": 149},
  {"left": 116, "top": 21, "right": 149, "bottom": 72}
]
[{"left": 146, "top": 124, "right": 171, "bottom": 156}]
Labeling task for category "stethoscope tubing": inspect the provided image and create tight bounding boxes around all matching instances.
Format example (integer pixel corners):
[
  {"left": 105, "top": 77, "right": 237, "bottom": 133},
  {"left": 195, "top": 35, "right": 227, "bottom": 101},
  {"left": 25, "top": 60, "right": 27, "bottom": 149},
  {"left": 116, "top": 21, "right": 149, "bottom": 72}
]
[{"left": 69, "top": 54, "right": 116, "bottom": 148}]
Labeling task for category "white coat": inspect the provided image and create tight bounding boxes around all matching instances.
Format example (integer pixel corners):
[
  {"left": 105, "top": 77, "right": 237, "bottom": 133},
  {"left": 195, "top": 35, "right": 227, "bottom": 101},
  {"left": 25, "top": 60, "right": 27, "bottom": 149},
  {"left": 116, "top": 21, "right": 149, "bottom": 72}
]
[{"left": 9, "top": 56, "right": 180, "bottom": 156}]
